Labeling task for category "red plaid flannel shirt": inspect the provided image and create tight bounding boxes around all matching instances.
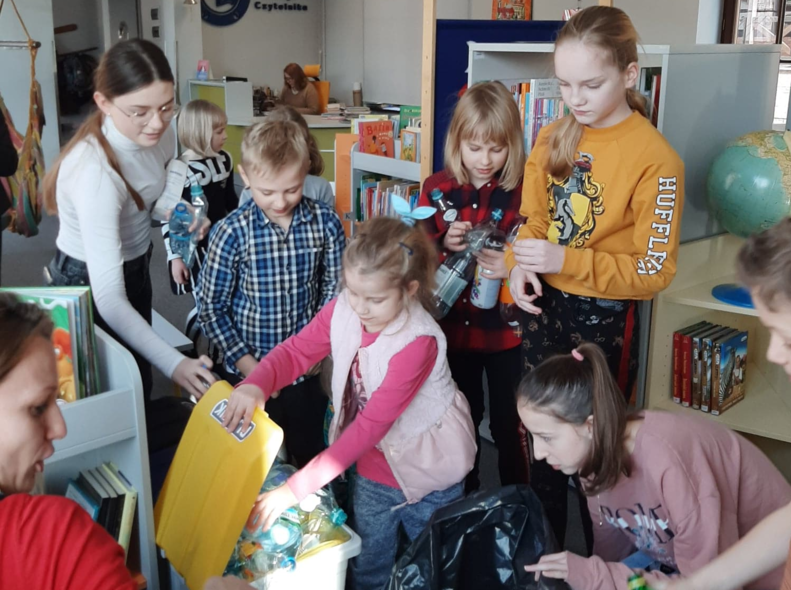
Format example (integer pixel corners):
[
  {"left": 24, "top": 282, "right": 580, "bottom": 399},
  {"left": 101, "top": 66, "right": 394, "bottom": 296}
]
[{"left": 418, "top": 170, "right": 523, "bottom": 353}]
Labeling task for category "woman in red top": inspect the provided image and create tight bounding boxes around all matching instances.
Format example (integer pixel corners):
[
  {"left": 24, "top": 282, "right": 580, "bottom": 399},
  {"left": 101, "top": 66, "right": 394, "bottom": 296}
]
[
  {"left": 0, "top": 293, "right": 137, "bottom": 590},
  {"left": 417, "top": 81, "right": 528, "bottom": 491}
]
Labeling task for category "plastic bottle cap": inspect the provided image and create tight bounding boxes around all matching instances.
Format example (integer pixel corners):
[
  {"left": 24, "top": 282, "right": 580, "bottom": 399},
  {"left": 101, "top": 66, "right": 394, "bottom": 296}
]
[
  {"left": 430, "top": 188, "right": 444, "bottom": 201},
  {"left": 299, "top": 493, "right": 321, "bottom": 513},
  {"left": 174, "top": 203, "right": 188, "bottom": 213},
  {"left": 190, "top": 184, "right": 203, "bottom": 196},
  {"left": 492, "top": 209, "right": 504, "bottom": 221},
  {"left": 280, "top": 556, "right": 297, "bottom": 572},
  {"left": 329, "top": 507, "right": 347, "bottom": 527}
]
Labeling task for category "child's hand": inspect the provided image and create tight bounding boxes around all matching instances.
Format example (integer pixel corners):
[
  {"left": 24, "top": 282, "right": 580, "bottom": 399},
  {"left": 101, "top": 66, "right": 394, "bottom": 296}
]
[
  {"left": 246, "top": 483, "right": 298, "bottom": 533},
  {"left": 192, "top": 217, "right": 211, "bottom": 242},
  {"left": 224, "top": 384, "right": 266, "bottom": 433},
  {"left": 509, "top": 267, "right": 542, "bottom": 315},
  {"left": 474, "top": 248, "right": 508, "bottom": 280},
  {"left": 512, "top": 238, "right": 566, "bottom": 275},
  {"left": 443, "top": 221, "right": 472, "bottom": 252},
  {"left": 171, "top": 258, "right": 190, "bottom": 285},
  {"left": 173, "top": 355, "right": 216, "bottom": 399},
  {"left": 524, "top": 551, "right": 569, "bottom": 582}
]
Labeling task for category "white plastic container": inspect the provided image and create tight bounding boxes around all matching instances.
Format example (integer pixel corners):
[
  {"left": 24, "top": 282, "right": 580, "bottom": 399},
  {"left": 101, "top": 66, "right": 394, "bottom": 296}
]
[{"left": 169, "top": 525, "right": 362, "bottom": 590}]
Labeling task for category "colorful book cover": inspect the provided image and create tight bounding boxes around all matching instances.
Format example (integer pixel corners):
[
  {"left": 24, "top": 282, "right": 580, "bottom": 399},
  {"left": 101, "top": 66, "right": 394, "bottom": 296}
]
[
  {"left": 692, "top": 325, "right": 727, "bottom": 410},
  {"left": 358, "top": 120, "right": 395, "bottom": 158},
  {"left": 400, "top": 130, "right": 418, "bottom": 162},
  {"left": 712, "top": 331, "right": 748, "bottom": 416},
  {"left": 398, "top": 105, "right": 421, "bottom": 134},
  {"left": 492, "top": 0, "right": 531, "bottom": 20},
  {"left": 701, "top": 328, "right": 736, "bottom": 413}
]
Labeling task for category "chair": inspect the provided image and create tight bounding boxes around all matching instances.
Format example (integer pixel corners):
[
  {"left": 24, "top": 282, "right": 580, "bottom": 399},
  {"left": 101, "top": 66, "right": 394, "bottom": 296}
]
[{"left": 304, "top": 63, "right": 330, "bottom": 114}]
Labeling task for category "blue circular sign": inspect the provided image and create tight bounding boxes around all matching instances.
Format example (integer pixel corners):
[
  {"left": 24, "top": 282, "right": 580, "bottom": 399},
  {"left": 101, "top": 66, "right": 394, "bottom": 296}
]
[{"left": 202, "top": 0, "right": 250, "bottom": 26}]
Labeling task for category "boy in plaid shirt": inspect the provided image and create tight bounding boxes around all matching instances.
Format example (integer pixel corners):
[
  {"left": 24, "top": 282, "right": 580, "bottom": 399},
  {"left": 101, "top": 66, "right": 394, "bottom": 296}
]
[{"left": 196, "top": 119, "right": 345, "bottom": 467}]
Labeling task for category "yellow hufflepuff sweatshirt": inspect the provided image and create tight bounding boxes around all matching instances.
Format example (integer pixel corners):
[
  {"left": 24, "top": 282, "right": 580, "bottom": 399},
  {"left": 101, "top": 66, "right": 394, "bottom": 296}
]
[{"left": 505, "top": 111, "right": 685, "bottom": 301}]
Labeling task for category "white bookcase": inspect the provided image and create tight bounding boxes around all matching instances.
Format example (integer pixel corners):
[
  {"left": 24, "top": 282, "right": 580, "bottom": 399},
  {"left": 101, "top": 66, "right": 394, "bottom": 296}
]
[
  {"left": 467, "top": 42, "right": 780, "bottom": 406},
  {"left": 646, "top": 234, "right": 791, "bottom": 479},
  {"left": 43, "top": 327, "right": 158, "bottom": 589},
  {"left": 350, "top": 140, "right": 422, "bottom": 236}
]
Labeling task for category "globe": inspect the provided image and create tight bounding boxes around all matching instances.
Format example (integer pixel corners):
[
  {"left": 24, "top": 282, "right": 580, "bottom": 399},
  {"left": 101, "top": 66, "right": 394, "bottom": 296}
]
[{"left": 706, "top": 130, "right": 791, "bottom": 238}]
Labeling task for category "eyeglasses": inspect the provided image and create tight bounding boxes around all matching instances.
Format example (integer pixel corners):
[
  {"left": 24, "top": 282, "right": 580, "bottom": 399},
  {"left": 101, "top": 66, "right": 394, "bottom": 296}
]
[{"left": 112, "top": 101, "right": 180, "bottom": 128}]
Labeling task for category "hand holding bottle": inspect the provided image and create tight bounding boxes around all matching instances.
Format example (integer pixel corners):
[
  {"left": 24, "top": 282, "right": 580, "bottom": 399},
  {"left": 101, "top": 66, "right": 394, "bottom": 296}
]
[{"left": 443, "top": 221, "right": 472, "bottom": 252}]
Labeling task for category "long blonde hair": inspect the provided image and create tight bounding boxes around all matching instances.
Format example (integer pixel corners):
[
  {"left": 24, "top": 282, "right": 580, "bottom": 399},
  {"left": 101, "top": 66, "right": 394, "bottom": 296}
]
[
  {"left": 547, "top": 6, "right": 647, "bottom": 179},
  {"left": 178, "top": 99, "right": 227, "bottom": 158},
  {"left": 343, "top": 217, "right": 437, "bottom": 313},
  {"left": 42, "top": 39, "right": 174, "bottom": 214},
  {"left": 444, "top": 81, "right": 525, "bottom": 191}
]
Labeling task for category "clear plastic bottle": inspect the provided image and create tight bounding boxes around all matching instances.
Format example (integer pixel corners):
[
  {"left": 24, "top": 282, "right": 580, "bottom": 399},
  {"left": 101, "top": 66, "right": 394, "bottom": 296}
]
[
  {"left": 246, "top": 518, "right": 302, "bottom": 577},
  {"left": 470, "top": 209, "right": 505, "bottom": 310},
  {"left": 168, "top": 202, "right": 194, "bottom": 264},
  {"left": 499, "top": 218, "right": 525, "bottom": 336},
  {"left": 431, "top": 249, "right": 476, "bottom": 320},
  {"left": 430, "top": 188, "right": 458, "bottom": 228}
]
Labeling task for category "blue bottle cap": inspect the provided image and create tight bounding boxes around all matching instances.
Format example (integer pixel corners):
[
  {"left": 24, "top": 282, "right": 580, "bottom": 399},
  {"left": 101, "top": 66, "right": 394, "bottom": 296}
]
[
  {"left": 329, "top": 507, "right": 347, "bottom": 527},
  {"left": 492, "top": 209, "right": 503, "bottom": 221},
  {"left": 174, "top": 202, "right": 188, "bottom": 213},
  {"left": 280, "top": 556, "right": 297, "bottom": 572},
  {"left": 430, "top": 188, "right": 444, "bottom": 201},
  {"left": 190, "top": 183, "right": 204, "bottom": 197}
]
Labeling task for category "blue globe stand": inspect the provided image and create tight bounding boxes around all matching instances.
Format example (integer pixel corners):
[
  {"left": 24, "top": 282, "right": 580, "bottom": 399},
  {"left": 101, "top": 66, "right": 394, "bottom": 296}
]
[{"left": 711, "top": 283, "right": 754, "bottom": 309}]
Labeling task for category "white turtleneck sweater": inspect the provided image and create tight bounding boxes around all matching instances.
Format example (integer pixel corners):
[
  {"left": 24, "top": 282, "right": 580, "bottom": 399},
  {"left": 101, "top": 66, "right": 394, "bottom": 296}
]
[{"left": 55, "top": 117, "right": 184, "bottom": 378}]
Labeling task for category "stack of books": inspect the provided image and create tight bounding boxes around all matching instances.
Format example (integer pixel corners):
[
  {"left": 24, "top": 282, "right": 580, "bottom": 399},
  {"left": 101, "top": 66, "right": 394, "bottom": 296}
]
[
  {"left": 356, "top": 176, "right": 420, "bottom": 224},
  {"left": 66, "top": 462, "right": 138, "bottom": 561},
  {"left": 672, "top": 322, "right": 748, "bottom": 415},
  {"left": 499, "top": 77, "right": 567, "bottom": 156},
  {"left": 2, "top": 286, "right": 100, "bottom": 402}
]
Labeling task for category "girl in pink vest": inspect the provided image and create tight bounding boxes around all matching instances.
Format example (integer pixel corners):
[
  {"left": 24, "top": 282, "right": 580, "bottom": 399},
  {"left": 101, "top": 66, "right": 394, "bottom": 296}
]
[{"left": 223, "top": 216, "right": 477, "bottom": 589}]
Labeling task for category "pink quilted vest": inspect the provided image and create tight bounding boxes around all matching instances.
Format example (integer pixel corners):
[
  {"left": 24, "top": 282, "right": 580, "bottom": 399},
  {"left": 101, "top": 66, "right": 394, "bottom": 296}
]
[{"left": 328, "top": 290, "right": 476, "bottom": 503}]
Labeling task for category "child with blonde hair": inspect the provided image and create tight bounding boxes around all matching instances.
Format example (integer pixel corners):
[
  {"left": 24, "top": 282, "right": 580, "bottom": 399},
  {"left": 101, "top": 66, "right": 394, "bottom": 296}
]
[
  {"left": 505, "top": 6, "right": 685, "bottom": 545},
  {"left": 197, "top": 119, "right": 345, "bottom": 467},
  {"left": 416, "top": 80, "right": 528, "bottom": 491},
  {"left": 162, "top": 99, "right": 238, "bottom": 346},
  {"left": 223, "top": 216, "right": 476, "bottom": 590},
  {"left": 239, "top": 106, "right": 334, "bottom": 208}
]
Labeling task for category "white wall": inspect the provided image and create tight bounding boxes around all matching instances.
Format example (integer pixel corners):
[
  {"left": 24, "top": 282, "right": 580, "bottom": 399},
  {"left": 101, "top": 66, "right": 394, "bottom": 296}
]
[
  {"left": 201, "top": 0, "right": 323, "bottom": 89},
  {"left": 0, "top": 0, "right": 60, "bottom": 167},
  {"left": 324, "top": 0, "right": 363, "bottom": 105},
  {"left": 52, "top": 0, "right": 103, "bottom": 55}
]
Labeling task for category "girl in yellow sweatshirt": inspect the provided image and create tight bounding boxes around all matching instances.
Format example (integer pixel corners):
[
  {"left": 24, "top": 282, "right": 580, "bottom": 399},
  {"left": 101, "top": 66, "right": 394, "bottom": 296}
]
[{"left": 505, "top": 6, "right": 685, "bottom": 548}]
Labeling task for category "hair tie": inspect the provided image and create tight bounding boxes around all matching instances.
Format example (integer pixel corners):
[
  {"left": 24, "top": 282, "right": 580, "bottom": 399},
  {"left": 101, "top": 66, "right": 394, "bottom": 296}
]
[
  {"left": 571, "top": 349, "right": 584, "bottom": 362},
  {"left": 398, "top": 242, "right": 413, "bottom": 256}
]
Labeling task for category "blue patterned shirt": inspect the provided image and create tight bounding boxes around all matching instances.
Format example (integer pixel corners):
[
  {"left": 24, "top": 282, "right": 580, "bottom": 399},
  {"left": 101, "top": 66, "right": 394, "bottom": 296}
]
[{"left": 196, "top": 197, "right": 345, "bottom": 379}]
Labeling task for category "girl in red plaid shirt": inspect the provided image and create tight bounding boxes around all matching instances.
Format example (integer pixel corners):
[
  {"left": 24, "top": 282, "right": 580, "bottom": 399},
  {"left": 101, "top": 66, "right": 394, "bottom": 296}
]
[{"left": 417, "top": 81, "right": 527, "bottom": 492}]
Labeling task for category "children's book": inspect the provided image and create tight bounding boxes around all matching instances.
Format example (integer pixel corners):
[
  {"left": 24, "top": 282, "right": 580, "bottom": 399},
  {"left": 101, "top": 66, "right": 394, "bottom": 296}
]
[
  {"left": 106, "top": 462, "right": 138, "bottom": 560},
  {"left": 701, "top": 328, "right": 737, "bottom": 413},
  {"left": 400, "top": 130, "right": 418, "bottom": 162},
  {"left": 358, "top": 120, "right": 395, "bottom": 158},
  {"left": 711, "top": 331, "right": 748, "bottom": 416},
  {"left": 671, "top": 321, "right": 709, "bottom": 404},
  {"left": 398, "top": 105, "right": 422, "bottom": 135}
]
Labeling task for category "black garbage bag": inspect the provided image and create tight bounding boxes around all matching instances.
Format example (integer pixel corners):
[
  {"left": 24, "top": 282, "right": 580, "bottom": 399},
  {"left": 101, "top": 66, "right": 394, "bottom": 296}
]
[{"left": 386, "top": 485, "right": 570, "bottom": 590}]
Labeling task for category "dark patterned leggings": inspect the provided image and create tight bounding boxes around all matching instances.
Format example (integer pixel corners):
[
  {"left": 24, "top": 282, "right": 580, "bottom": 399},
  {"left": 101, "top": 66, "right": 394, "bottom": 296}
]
[{"left": 520, "top": 281, "right": 640, "bottom": 549}]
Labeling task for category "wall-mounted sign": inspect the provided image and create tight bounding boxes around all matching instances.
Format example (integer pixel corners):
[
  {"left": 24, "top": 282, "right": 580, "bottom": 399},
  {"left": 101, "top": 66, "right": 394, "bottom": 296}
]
[{"left": 202, "top": 0, "right": 309, "bottom": 26}]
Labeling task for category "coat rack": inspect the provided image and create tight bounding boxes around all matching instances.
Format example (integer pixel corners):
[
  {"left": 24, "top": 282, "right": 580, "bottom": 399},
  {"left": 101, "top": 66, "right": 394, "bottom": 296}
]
[{"left": 0, "top": 40, "right": 41, "bottom": 49}]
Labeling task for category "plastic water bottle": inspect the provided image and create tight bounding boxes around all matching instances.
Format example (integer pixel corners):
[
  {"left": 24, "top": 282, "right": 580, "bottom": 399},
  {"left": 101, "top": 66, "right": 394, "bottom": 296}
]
[
  {"left": 499, "top": 218, "right": 525, "bottom": 336},
  {"left": 247, "top": 518, "right": 302, "bottom": 575},
  {"left": 431, "top": 250, "right": 476, "bottom": 320},
  {"left": 471, "top": 209, "right": 506, "bottom": 310},
  {"left": 190, "top": 183, "right": 207, "bottom": 247},
  {"left": 168, "top": 203, "right": 194, "bottom": 264},
  {"left": 298, "top": 492, "right": 348, "bottom": 554},
  {"left": 430, "top": 188, "right": 458, "bottom": 228}
]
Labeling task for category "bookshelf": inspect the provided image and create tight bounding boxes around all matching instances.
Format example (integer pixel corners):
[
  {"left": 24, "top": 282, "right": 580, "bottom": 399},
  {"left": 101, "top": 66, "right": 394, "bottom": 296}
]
[
  {"left": 350, "top": 140, "right": 422, "bottom": 236},
  {"left": 43, "top": 327, "right": 158, "bottom": 589},
  {"left": 645, "top": 234, "right": 791, "bottom": 479},
  {"left": 467, "top": 41, "right": 780, "bottom": 407}
]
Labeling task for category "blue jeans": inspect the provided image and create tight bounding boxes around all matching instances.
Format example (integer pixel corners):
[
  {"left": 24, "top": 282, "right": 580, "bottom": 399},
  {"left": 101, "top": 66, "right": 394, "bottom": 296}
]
[{"left": 350, "top": 475, "right": 464, "bottom": 590}]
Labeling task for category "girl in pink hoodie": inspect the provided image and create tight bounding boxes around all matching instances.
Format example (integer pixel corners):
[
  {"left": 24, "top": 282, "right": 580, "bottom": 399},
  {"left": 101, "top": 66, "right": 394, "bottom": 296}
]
[
  {"left": 222, "top": 216, "right": 476, "bottom": 590},
  {"left": 518, "top": 342, "right": 791, "bottom": 590}
]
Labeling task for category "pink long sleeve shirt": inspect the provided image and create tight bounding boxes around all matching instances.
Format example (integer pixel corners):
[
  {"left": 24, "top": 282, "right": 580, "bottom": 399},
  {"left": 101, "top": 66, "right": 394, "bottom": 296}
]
[
  {"left": 241, "top": 298, "right": 437, "bottom": 500},
  {"left": 566, "top": 411, "right": 791, "bottom": 590}
]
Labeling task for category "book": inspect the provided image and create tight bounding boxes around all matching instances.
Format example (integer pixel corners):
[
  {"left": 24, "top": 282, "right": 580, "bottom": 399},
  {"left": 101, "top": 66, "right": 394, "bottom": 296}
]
[
  {"left": 711, "top": 330, "right": 748, "bottom": 416},
  {"left": 692, "top": 325, "right": 729, "bottom": 410},
  {"left": 677, "top": 322, "right": 712, "bottom": 406},
  {"left": 79, "top": 469, "right": 112, "bottom": 532},
  {"left": 492, "top": 0, "right": 530, "bottom": 20},
  {"left": 701, "top": 328, "right": 737, "bottom": 413},
  {"left": 358, "top": 120, "right": 395, "bottom": 158},
  {"left": 400, "top": 129, "right": 419, "bottom": 162},
  {"left": 398, "top": 105, "right": 421, "bottom": 135},
  {"left": 65, "top": 478, "right": 100, "bottom": 521},
  {"left": 106, "top": 462, "right": 138, "bottom": 560},
  {"left": 672, "top": 321, "right": 709, "bottom": 403}
]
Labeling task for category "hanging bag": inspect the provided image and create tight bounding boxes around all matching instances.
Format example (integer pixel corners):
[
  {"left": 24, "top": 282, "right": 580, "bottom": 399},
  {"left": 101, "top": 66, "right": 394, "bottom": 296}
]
[{"left": 0, "top": 0, "right": 45, "bottom": 237}]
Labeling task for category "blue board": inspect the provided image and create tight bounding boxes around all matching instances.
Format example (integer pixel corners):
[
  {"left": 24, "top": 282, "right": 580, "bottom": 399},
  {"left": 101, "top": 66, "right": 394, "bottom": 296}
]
[{"left": 433, "top": 19, "right": 565, "bottom": 174}]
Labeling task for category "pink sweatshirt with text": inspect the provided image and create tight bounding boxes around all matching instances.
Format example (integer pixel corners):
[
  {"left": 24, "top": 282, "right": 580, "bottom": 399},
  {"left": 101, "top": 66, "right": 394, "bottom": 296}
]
[
  {"left": 241, "top": 298, "right": 437, "bottom": 500},
  {"left": 566, "top": 411, "right": 791, "bottom": 590}
]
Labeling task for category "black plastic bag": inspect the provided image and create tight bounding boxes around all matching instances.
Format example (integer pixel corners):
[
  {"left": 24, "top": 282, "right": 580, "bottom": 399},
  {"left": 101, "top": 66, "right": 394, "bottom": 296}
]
[{"left": 386, "top": 485, "right": 570, "bottom": 590}]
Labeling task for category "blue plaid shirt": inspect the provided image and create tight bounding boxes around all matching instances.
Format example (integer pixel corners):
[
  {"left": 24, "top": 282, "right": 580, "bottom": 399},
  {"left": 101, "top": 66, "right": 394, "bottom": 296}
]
[{"left": 196, "top": 197, "right": 345, "bottom": 379}]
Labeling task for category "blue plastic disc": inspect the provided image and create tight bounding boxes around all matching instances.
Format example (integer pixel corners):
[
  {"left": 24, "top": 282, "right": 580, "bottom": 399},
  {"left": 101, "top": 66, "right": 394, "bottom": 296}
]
[{"left": 711, "top": 283, "right": 754, "bottom": 309}]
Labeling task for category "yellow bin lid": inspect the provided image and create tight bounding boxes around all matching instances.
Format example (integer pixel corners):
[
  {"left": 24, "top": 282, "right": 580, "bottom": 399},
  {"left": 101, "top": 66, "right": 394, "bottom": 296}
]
[{"left": 155, "top": 381, "right": 284, "bottom": 590}]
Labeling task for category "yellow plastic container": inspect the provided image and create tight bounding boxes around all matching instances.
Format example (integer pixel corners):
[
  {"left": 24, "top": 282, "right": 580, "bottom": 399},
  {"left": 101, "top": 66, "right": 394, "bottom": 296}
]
[{"left": 155, "top": 381, "right": 284, "bottom": 590}]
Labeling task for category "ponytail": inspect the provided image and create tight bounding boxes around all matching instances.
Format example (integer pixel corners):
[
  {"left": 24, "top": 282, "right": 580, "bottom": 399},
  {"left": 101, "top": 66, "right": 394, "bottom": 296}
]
[
  {"left": 516, "top": 341, "right": 629, "bottom": 495},
  {"left": 546, "top": 6, "right": 646, "bottom": 180}
]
